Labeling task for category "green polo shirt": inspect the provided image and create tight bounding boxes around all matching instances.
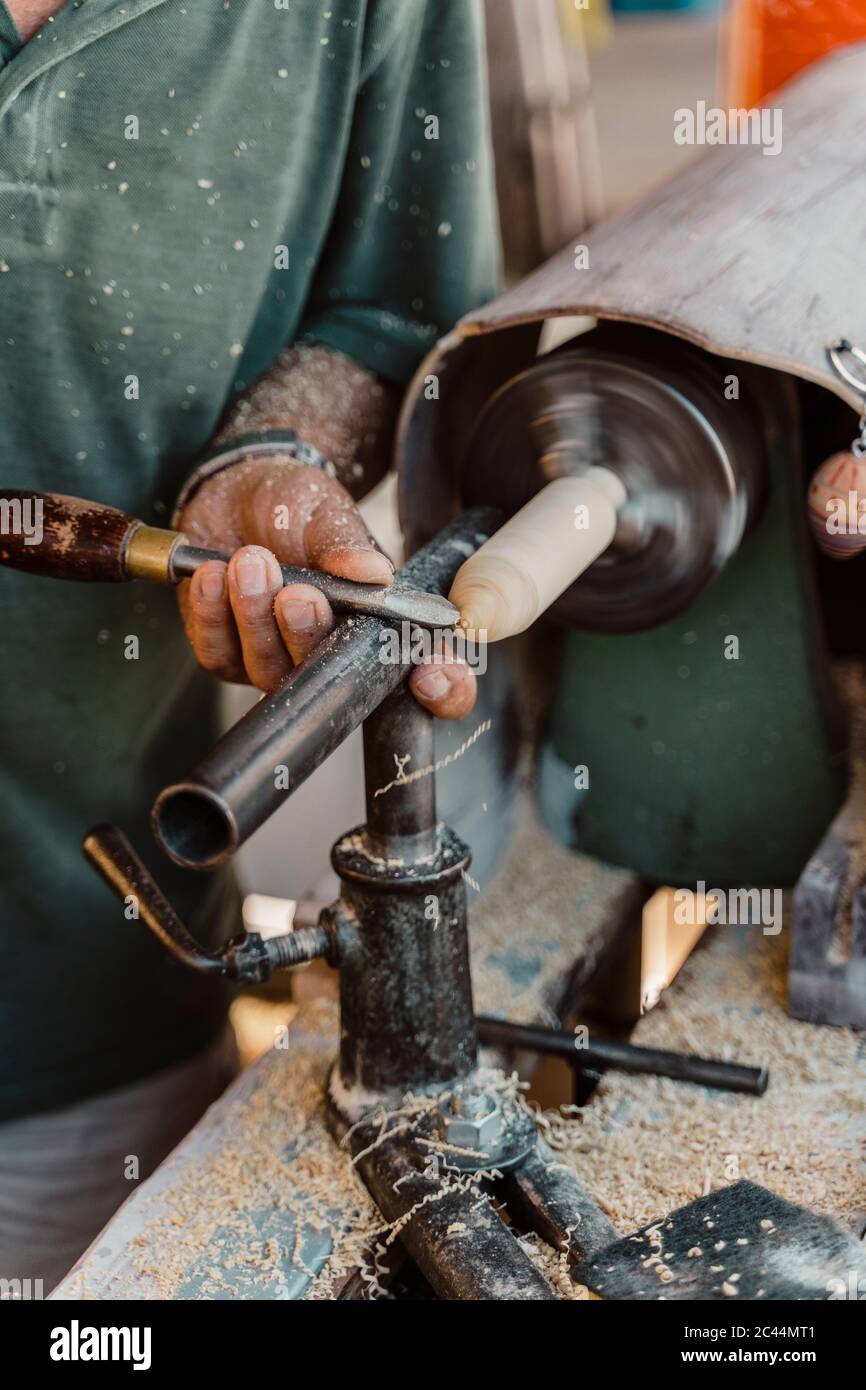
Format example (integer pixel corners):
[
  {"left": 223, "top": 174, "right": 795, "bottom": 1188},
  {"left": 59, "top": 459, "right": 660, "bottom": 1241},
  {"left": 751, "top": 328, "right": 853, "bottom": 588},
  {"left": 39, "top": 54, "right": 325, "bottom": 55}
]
[{"left": 0, "top": 0, "right": 498, "bottom": 1121}]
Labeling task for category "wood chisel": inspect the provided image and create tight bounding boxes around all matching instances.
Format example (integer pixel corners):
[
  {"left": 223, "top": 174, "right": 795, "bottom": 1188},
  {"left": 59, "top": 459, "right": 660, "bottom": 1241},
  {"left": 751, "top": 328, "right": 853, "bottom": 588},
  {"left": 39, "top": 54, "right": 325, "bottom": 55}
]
[{"left": 0, "top": 489, "right": 460, "bottom": 630}]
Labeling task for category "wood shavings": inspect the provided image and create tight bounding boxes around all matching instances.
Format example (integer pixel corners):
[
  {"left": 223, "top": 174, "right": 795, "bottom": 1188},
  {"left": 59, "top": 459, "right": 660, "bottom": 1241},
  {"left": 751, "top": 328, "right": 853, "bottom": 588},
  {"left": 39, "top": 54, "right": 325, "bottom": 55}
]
[
  {"left": 356, "top": 1243, "right": 390, "bottom": 1301},
  {"left": 372, "top": 720, "right": 493, "bottom": 799},
  {"left": 517, "top": 1230, "right": 592, "bottom": 1300},
  {"left": 461, "top": 866, "right": 482, "bottom": 895},
  {"left": 378, "top": 1169, "right": 504, "bottom": 1251},
  {"left": 60, "top": 999, "right": 383, "bottom": 1302},
  {"left": 416, "top": 1136, "right": 492, "bottom": 1162},
  {"left": 534, "top": 919, "right": 865, "bottom": 1236}
]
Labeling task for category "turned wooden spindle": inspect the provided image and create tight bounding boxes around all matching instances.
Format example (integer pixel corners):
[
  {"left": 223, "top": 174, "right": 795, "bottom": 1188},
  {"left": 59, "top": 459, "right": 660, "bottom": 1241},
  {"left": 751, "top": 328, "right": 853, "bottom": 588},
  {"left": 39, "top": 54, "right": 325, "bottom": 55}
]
[
  {"left": 807, "top": 452, "right": 866, "bottom": 559},
  {"left": 450, "top": 469, "right": 627, "bottom": 642}
]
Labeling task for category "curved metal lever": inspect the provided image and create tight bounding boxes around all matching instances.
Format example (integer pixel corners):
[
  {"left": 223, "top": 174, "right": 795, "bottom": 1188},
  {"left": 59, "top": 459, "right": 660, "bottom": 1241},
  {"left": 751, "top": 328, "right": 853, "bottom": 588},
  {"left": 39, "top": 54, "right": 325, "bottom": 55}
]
[{"left": 83, "top": 825, "right": 332, "bottom": 981}]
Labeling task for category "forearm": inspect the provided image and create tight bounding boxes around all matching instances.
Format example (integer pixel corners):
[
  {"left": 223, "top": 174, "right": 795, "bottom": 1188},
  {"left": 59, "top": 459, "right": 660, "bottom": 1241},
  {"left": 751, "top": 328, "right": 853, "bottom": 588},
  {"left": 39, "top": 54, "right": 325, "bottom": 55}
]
[{"left": 214, "top": 343, "right": 401, "bottom": 499}]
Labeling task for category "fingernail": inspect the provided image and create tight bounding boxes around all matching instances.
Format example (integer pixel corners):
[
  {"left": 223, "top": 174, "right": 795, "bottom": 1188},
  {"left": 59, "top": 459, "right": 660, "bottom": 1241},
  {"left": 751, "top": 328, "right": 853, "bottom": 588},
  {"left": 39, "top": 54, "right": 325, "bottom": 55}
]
[
  {"left": 236, "top": 553, "right": 268, "bottom": 596},
  {"left": 280, "top": 599, "right": 317, "bottom": 631},
  {"left": 320, "top": 548, "right": 394, "bottom": 585},
  {"left": 199, "top": 568, "right": 225, "bottom": 601},
  {"left": 415, "top": 669, "right": 451, "bottom": 700}
]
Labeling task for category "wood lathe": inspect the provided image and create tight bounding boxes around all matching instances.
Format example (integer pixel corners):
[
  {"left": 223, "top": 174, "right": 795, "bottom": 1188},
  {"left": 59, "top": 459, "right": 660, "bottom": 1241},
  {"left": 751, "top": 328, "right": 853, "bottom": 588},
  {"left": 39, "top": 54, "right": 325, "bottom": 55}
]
[{"left": 2, "top": 42, "right": 865, "bottom": 1305}]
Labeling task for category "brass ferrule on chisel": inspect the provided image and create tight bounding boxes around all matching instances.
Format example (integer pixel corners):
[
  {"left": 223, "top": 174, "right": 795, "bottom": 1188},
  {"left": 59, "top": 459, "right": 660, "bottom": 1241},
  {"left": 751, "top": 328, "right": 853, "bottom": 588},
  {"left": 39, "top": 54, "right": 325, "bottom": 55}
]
[{"left": 125, "top": 524, "right": 187, "bottom": 584}]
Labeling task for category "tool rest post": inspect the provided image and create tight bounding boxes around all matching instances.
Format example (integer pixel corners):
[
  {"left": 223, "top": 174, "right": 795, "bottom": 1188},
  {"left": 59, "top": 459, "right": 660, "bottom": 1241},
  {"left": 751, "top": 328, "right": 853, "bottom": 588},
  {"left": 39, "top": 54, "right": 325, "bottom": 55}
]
[
  {"left": 363, "top": 687, "right": 437, "bottom": 861},
  {"left": 331, "top": 690, "right": 477, "bottom": 1104},
  {"left": 330, "top": 830, "right": 478, "bottom": 1100}
]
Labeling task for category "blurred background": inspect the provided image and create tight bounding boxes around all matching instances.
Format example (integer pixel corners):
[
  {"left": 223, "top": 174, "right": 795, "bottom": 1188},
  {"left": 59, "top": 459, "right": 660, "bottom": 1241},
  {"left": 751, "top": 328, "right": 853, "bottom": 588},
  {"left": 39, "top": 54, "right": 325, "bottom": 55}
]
[{"left": 230, "top": 0, "right": 866, "bottom": 1060}]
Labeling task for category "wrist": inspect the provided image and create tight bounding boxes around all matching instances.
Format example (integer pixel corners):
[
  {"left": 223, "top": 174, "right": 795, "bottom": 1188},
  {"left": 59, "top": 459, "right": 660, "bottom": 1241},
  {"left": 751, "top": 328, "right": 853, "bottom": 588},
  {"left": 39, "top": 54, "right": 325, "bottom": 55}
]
[{"left": 174, "top": 429, "right": 335, "bottom": 527}]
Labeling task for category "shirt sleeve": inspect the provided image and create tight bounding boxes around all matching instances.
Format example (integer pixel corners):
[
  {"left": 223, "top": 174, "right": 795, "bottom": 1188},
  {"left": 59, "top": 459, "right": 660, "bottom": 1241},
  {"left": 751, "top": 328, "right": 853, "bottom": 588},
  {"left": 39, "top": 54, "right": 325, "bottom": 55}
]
[{"left": 298, "top": 0, "right": 501, "bottom": 386}]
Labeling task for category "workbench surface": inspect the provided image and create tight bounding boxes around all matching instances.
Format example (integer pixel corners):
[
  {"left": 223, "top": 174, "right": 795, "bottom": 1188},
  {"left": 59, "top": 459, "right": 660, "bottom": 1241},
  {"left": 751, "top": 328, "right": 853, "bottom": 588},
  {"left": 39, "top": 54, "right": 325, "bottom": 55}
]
[{"left": 53, "top": 820, "right": 864, "bottom": 1300}]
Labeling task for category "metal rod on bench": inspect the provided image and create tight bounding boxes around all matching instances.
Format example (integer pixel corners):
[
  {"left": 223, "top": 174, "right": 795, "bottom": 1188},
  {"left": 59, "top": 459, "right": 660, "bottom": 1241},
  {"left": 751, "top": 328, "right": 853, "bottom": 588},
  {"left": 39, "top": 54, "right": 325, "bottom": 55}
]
[{"left": 477, "top": 1016, "right": 769, "bottom": 1096}]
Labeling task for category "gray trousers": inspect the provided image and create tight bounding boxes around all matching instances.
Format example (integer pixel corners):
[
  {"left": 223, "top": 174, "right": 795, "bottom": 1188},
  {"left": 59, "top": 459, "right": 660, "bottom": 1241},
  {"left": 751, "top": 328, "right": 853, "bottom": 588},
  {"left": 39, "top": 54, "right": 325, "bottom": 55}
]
[{"left": 0, "top": 1028, "right": 237, "bottom": 1295}]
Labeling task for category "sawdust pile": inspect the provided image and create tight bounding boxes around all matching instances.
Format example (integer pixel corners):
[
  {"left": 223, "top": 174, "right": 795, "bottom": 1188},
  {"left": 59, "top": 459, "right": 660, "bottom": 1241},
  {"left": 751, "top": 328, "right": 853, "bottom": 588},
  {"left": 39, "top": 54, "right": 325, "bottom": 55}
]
[
  {"left": 59, "top": 1000, "right": 381, "bottom": 1301},
  {"left": 470, "top": 811, "right": 637, "bottom": 1024},
  {"left": 539, "top": 923, "right": 865, "bottom": 1236},
  {"left": 469, "top": 805, "right": 863, "bottom": 1237}
]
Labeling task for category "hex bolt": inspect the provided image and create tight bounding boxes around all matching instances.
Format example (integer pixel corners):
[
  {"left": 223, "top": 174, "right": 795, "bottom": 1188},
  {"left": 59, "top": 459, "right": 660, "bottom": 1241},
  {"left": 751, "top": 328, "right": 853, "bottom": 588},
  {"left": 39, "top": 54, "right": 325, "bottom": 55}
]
[{"left": 436, "top": 1090, "right": 504, "bottom": 1153}]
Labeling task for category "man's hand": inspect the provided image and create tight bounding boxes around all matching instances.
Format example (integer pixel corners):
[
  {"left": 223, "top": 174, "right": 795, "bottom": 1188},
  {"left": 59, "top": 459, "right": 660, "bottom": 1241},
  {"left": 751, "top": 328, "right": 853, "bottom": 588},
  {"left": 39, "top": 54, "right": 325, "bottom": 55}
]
[{"left": 178, "top": 456, "right": 477, "bottom": 720}]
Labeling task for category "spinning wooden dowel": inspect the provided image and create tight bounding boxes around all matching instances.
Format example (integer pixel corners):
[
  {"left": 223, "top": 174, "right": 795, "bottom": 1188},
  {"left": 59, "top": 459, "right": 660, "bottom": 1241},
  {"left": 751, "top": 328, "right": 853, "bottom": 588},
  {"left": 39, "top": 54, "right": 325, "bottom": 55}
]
[{"left": 450, "top": 468, "right": 627, "bottom": 641}]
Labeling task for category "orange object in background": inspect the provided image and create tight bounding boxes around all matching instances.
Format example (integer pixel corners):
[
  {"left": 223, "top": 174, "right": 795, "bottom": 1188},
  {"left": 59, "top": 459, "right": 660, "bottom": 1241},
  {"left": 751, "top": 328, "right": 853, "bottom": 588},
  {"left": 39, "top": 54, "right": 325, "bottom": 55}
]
[{"left": 729, "top": 0, "right": 866, "bottom": 107}]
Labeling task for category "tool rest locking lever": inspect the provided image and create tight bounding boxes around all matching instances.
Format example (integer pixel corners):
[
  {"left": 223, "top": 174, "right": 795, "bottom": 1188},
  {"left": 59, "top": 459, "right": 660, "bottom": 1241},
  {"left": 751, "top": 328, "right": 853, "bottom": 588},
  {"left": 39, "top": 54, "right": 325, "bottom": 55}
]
[{"left": 83, "top": 825, "right": 333, "bottom": 983}]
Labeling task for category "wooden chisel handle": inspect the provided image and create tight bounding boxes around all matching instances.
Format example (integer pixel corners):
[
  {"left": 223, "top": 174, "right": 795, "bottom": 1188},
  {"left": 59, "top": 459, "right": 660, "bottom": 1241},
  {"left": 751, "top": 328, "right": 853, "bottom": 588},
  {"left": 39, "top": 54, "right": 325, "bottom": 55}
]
[{"left": 0, "top": 488, "right": 180, "bottom": 583}]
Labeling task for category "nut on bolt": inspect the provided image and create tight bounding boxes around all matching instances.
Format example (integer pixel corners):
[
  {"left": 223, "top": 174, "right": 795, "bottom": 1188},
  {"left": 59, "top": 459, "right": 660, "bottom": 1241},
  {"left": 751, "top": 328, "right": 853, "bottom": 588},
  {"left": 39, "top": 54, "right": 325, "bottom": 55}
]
[{"left": 436, "top": 1090, "right": 504, "bottom": 1152}]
